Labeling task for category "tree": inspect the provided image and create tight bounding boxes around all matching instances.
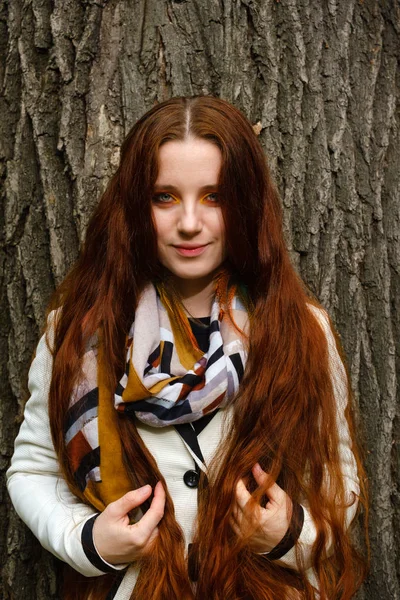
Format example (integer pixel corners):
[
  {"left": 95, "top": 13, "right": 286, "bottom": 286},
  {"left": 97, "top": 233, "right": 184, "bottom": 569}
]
[{"left": 1, "top": 0, "right": 399, "bottom": 598}]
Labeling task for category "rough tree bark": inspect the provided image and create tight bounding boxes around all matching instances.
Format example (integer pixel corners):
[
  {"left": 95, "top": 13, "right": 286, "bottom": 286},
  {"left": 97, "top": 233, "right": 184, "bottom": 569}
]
[{"left": 0, "top": 0, "right": 399, "bottom": 598}]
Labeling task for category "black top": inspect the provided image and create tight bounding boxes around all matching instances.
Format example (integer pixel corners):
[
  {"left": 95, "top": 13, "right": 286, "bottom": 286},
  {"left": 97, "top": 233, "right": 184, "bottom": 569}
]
[
  {"left": 188, "top": 316, "right": 217, "bottom": 432},
  {"left": 189, "top": 316, "right": 211, "bottom": 353}
]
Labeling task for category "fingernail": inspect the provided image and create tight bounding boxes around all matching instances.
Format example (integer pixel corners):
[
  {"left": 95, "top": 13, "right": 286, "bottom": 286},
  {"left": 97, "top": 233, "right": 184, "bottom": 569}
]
[
  {"left": 138, "top": 484, "right": 151, "bottom": 494},
  {"left": 254, "top": 463, "right": 263, "bottom": 473}
]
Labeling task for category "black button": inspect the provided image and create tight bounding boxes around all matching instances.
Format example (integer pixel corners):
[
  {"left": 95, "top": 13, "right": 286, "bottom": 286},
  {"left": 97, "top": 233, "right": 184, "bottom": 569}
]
[{"left": 183, "top": 469, "right": 199, "bottom": 488}]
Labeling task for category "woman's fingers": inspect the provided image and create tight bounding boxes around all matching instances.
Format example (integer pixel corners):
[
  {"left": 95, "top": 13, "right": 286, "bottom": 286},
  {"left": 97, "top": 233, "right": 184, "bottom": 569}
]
[
  {"left": 235, "top": 467, "right": 289, "bottom": 518},
  {"left": 230, "top": 518, "right": 241, "bottom": 538},
  {"left": 132, "top": 481, "right": 166, "bottom": 540},
  {"left": 236, "top": 466, "right": 283, "bottom": 510},
  {"left": 232, "top": 499, "right": 242, "bottom": 525},
  {"left": 107, "top": 485, "right": 153, "bottom": 520},
  {"left": 252, "top": 463, "right": 270, "bottom": 485},
  {"left": 93, "top": 482, "right": 165, "bottom": 564},
  {"left": 233, "top": 467, "right": 293, "bottom": 553},
  {"left": 252, "top": 463, "right": 286, "bottom": 505},
  {"left": 235, "top": 478, "right": 252, "bottom": 510}
]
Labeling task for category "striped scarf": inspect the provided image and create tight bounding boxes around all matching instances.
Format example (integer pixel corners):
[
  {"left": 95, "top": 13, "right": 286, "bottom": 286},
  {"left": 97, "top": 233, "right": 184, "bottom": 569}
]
[{"left": 65, "top": 282, "right": 249, "bottom": 509}]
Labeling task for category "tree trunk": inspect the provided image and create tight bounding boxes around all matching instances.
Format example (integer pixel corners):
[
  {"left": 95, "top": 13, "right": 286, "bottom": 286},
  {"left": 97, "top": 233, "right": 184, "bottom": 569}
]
[{"left": 1, "top": 0, "right": 399, "bottom": 598}]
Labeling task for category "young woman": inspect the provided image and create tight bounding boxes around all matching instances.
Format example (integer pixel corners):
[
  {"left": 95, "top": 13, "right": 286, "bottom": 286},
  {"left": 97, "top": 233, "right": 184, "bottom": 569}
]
[{"left": 7, "top": 96, "right": 368, "bottom": 599}]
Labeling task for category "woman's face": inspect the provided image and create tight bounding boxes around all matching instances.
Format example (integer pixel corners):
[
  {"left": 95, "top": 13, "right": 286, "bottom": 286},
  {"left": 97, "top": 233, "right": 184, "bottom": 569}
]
[{"left": 152, "top": 137, "right": 226, "bottom": 287}]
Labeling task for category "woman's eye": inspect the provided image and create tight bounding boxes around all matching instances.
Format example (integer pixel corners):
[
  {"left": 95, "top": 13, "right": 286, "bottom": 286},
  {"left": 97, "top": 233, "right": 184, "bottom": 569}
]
[
  {"left": 203, "top": 193, "right": 219, "bottom": 203},
  {"left": 152, "top": 192, "right": 219, "bottom": 204},
  {"left": 152, "top": 193, "right": 174, "bottom": 203}
]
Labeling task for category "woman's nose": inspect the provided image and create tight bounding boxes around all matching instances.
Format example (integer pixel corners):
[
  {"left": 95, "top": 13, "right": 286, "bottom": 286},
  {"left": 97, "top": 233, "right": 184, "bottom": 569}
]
[{"left": 177, "top": 201, "right": 203, "bottom": 235}]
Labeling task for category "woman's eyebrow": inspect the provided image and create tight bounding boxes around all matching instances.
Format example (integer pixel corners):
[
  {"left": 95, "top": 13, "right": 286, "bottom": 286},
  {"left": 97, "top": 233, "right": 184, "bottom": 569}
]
[{"left": 153, "top": 184, "right": 219, "bottom": 192}]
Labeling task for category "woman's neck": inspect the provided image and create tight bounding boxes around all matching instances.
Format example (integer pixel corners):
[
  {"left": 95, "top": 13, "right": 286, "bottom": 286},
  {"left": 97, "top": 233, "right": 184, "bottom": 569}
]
[{"left": 171, "top": 275, "right": 215, "bottom": 318}]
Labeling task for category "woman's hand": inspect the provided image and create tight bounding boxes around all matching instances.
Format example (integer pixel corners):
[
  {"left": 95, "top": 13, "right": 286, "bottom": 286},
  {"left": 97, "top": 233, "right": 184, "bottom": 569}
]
[
  {"left": 93, "top": 481, "right": 165, "bottom": 565},
  {"left": 232, "top": 463, "right": 292, "bottom": 553}
]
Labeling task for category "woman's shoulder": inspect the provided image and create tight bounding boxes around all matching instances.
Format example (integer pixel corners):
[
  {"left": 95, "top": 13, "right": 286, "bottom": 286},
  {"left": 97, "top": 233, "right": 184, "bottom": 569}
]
[
  {"left": 306, "top": 301, "right": 329, "bottom": 324},
  {"left": 306, "top": 302, "right": 345, "bottom": 365},
  {"left": 306, "top": 302, "right": 335, "bottom": 343},
  {"left": 306, "top": 302, "right": 349, "bottom": 401},
  {"left": 44, "top": 308, "right": 99, "bottom": 355}
]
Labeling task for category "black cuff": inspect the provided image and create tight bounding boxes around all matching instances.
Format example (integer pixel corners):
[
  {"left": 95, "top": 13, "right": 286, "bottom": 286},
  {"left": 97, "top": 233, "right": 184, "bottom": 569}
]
[
  {"left": 265, "top": 502, "right": 304, "bottom": 561},
  {"left": 82, "top": 514, "right": 124, "bottom": 573}
]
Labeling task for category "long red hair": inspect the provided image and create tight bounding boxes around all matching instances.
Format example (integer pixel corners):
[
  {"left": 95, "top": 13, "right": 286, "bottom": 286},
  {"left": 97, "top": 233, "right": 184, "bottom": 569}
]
[{"left": 47, "top": 96, "right": 368, "bottom": 599}]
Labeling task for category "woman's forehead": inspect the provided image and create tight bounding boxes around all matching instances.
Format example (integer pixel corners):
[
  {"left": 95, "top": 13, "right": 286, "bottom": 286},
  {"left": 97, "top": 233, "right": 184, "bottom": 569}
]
[{"left": 155, "top": 138, "right": 222, "bottom": 189}]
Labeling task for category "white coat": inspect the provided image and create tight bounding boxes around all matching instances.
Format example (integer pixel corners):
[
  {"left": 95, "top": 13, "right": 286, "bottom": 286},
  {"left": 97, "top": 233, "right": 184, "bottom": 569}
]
[{"left": 6, "top": 307, "right": 359, "bottom": 599}]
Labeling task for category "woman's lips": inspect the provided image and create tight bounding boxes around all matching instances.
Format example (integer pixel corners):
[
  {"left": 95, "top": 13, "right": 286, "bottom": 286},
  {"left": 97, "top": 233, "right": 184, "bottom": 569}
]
[{"left": 173, "top": 244, "right": 209, "bottom": 257}]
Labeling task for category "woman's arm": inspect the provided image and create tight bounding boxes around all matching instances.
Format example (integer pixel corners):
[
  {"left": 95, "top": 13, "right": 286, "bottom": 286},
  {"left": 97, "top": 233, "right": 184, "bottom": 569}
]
[
  {"left": 272, "top": 306, "right": 360, "bottom": 570},
  {"left": 6, "top": 321, "right": 126, "bottom": 577},
  {"left": 7, "top": 316, "right": 165, "bottom": 575},
  {"left": 234, "top": 306, "right": 360, "bottom": 572}
]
